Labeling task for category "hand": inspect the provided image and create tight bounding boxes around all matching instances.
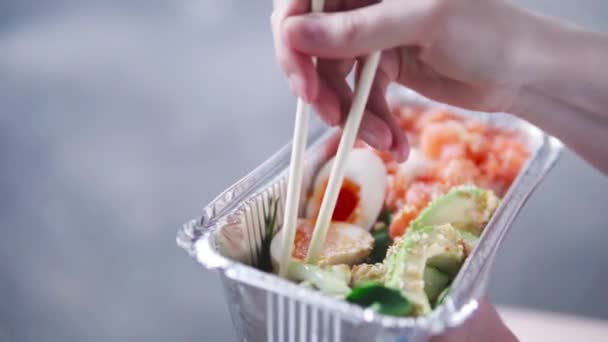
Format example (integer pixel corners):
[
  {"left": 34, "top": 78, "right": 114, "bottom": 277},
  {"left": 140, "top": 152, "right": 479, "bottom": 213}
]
[
  {"left": 431, "top": 296, "right": 518, "bottom": 342},
  {"left": 272, "top": 0, "right": 533, "bottom": 162}
]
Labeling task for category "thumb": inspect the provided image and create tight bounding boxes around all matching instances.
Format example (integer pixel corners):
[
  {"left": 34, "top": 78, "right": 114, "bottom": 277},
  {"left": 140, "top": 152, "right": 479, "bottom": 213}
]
[{"left": 282, "top": 0, "right": 437, "bottom": 58}]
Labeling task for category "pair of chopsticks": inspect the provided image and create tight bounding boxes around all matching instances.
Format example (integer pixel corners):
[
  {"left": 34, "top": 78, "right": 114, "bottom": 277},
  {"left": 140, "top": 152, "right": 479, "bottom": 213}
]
[{"left": 279, "top": 0, "right": 382, "bottom": 277}]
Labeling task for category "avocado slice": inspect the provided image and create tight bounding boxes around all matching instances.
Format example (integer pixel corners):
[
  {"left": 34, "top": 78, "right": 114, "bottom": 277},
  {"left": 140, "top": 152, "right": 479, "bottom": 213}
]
[
  {"left": 411, "top": 185, "right": 500, "bottom": 237},
  {"left": 434, "top": 286, "right": 451, "bottom": 308},
  {"left": 383, "top": 224, "right": 465, "bottom": 315},
  {"left": 351, "top": 263, "right": 386, "bottom": 287},
  {"left": 423, "top": 267, "right": 451, "bottom": 303},
  {"left": 351, "top": 264, "right": 451, "bottom": 303}
]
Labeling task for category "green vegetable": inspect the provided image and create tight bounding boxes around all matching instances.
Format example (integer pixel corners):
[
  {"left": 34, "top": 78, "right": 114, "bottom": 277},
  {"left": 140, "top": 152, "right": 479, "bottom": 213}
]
[
  {"left": 383, "top": 224, "right": 465, "bottom": 315},
  {"left": 368, "top": 226, "right": 392, "bottom": 263},
  {"left": 256, "top": 197, "right": 279, "bottom": 272},
  {"left": 423, "top": 267, "right": 451, "bottom": 303},
  {"left": 287, "top": 262, "right": 351, "bottom": 296},
  {"left": 411, "top": 185, "right": 500, "bottom": 237},
  {"left": 367, "top": 209, "right": 393, "bottom": 263},
  {"left": 434, "top": 286, "right": 450, "bottom": 308},
  {"left": 346, "top": 281, "right": 412, "bottom": 316},
  {"left": 378, "top": 209, "right": 393, "bottom": 227},
  {"left": 299, "top": 280, "right": 315, "bottom": 289}
]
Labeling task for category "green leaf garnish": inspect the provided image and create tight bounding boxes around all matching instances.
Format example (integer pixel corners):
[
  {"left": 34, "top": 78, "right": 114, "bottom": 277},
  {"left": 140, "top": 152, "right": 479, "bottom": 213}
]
[
  {"left": 256, "top": 197, "right": 279, "bottom": 272},
  {"left": 367, "top": 209, "right": 393, "bottom": 263},
  {"left": 346, "top": 281, "right": 412, "bottom": 316},
  {"left": 378, "top": 209, "right": 393, "bottom": 227}
]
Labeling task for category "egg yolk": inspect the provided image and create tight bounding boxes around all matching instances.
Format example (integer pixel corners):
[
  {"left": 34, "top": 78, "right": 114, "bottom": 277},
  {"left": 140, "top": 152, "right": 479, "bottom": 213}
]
[
  {"left": 313, "top": 177, "right": 361, "bottom": 223},
  {"left": 292, "top": 221, "right": 314, "bottom": 260}
]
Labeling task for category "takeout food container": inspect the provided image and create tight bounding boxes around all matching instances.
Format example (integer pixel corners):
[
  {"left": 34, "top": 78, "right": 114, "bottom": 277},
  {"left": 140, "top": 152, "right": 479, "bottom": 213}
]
[{"left": 177, "top": 89, "right": 562, "bottom": 341}]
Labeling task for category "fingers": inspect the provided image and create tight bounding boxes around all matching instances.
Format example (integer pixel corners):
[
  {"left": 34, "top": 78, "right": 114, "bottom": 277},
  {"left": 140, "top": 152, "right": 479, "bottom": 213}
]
[
  {"left": 367, "top": 86, "right": 409, "bottom": 162},
  {"left": 271, "top": 0, "right": 318, "bottom": 101},
  {"left": 283, "top": 0, "right": 438, "bottom": 58},
  {"left": 360, "top": 59, "right": 409, "bottom": 162},
  {"left": 358, "top": 108, "right": 393, "bottom": 151},
  {"left": 313, "top": 72, "right": 345, "bottom": 126},
  {"left": 312, "top": 59, "right": 354, "bottom": 126},
  {"left": 314, "top": 59, "right": 392, "bottom": 150}
]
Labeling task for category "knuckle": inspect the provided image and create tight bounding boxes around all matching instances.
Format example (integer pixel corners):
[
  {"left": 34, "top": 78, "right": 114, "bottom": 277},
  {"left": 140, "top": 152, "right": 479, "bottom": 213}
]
[{"left": 338, "top": 13, "right": 362, "bottom": 43}]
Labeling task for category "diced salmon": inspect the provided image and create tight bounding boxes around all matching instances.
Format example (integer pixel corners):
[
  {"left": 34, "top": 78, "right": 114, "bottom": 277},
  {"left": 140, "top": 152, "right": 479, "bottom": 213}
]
[
  {"left": 385, "top": 173, "right": 410, "bottom": 210},
  {"left": 420, "top": 120, "right": 468, "bottom": 160},
  {"left": 436, "top": 158, "right": 480, "bottom": 187},
  {"left": 481, "top": 135, "right": 529, "bottom": 185},
  {"left": 405, "top": 181, "right": 445, "bottom": 211},
  {"left": 377, "top": 102, "right": 530, "bottom": 228},
  {"left": 415, "top": 108, "right": 458, "bottom": 132},
  {"left": 389, "top": 205, "right": 419, "bottom": 239}
]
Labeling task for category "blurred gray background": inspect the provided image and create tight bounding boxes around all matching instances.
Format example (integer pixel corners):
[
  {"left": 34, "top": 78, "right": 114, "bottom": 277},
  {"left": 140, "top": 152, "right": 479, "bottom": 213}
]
[{"left": 0, "top": 1, "right": 606, "bottom": 341}]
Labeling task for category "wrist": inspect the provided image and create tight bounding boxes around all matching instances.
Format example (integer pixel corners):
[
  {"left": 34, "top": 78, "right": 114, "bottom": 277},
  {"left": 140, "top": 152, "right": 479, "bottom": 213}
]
[
  {"left": 507, "top": 7, "right": 605, "bottom": 119},
  {"left": 504, "top": 7, "right": 564, "bottom": 117}
]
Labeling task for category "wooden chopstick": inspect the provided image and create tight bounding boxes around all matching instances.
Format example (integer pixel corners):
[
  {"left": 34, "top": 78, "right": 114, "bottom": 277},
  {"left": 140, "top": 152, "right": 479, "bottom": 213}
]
[
  {"left": 306, "top": 51, "right": 382, "bottom": 264},
  {"left": 278, "top": 99, "right": 310, "bottom": 277},
  {"left": 278, "top": 0, "right": 328, "bottom": 277}
]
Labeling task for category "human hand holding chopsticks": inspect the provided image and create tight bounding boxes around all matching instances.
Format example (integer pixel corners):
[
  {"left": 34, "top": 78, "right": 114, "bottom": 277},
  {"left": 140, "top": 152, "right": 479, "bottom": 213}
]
[
  {"left": 272, "top": 0, "right": 409, "bottom": 162},
  {"left": 272, "top": 0, "right": 608, "bottom": 173}
]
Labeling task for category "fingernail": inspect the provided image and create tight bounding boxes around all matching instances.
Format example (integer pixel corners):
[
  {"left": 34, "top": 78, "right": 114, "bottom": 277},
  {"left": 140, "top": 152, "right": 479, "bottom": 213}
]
[
  {"left": 288, "top": 74, "right": 308, "bottom": 100},
  {"left": 360, "top": 129, "right": 383, "bottom": 150},
  {"left": 362, "top": 114, "right": 393, "bottom": 150},
  {"left": 391, "top": 134, "right": 409, "bottom": 162},
  {"left": 389, "top": 150, "right": 400, "bottom": 162},
  {"left": 391, "top": 150, "right": 406, "bottom": 163},
  {"left": 317, "top": 102, "right": 341, "bottom": 126},
  {"left": 327, "top": 111, "right": 340, "bottom": 126}
]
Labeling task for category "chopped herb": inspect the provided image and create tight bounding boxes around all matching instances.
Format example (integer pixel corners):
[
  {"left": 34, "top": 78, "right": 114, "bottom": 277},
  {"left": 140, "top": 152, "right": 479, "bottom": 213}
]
[
  {"left": 367, "top": 209, "right": 393, "bottom": 263},
  {"left": 346, "top": 281, "right": 412, "bottom": 317},
  {"left": 256, "top": 197, "right": 279, "bottom": 272},
  {"left": 378, "top": 209, "right": 393, "bottom": 227}
]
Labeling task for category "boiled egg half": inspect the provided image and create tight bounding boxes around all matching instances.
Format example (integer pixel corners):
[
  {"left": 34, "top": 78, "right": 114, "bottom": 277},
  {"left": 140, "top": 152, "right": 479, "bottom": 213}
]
[
  {"left": 306, "top": 148, "right": 387, "bottom": 231},
  {"left": 270, "top": 219, "right": 374, "bottom": 267}
]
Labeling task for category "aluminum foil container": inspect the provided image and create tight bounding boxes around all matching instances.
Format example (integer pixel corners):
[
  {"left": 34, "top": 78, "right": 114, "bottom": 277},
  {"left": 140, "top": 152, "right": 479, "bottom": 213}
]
[{"left": 177, "top": 89, "right": 563, "bottom": 342}]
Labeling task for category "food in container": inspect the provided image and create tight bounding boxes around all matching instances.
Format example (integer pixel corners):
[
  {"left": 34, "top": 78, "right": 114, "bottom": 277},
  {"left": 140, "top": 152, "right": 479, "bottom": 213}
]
[
  {"left": 177, "top": 89, "right": 562, "bottom": 341},
  {"left": 262, "top": 101, "right": 529, "bottom": 317}
]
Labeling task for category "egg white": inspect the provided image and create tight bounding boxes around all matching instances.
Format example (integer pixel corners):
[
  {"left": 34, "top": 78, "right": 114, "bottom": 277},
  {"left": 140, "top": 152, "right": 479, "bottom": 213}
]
[
  {"left": 306, "top": 148, "right": 387, "bottom": 231},
  {"left": 270, "top": 220, "right": 373, "bottom": 268}
]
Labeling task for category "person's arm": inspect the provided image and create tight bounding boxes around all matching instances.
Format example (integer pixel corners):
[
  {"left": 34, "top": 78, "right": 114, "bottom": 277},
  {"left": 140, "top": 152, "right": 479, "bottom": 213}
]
[
  {"left": 273, "top": 0, "right": 608, "bottom": 173},
  {"left": 510, "top": 13, "right": 608, "bottom": 172}
]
